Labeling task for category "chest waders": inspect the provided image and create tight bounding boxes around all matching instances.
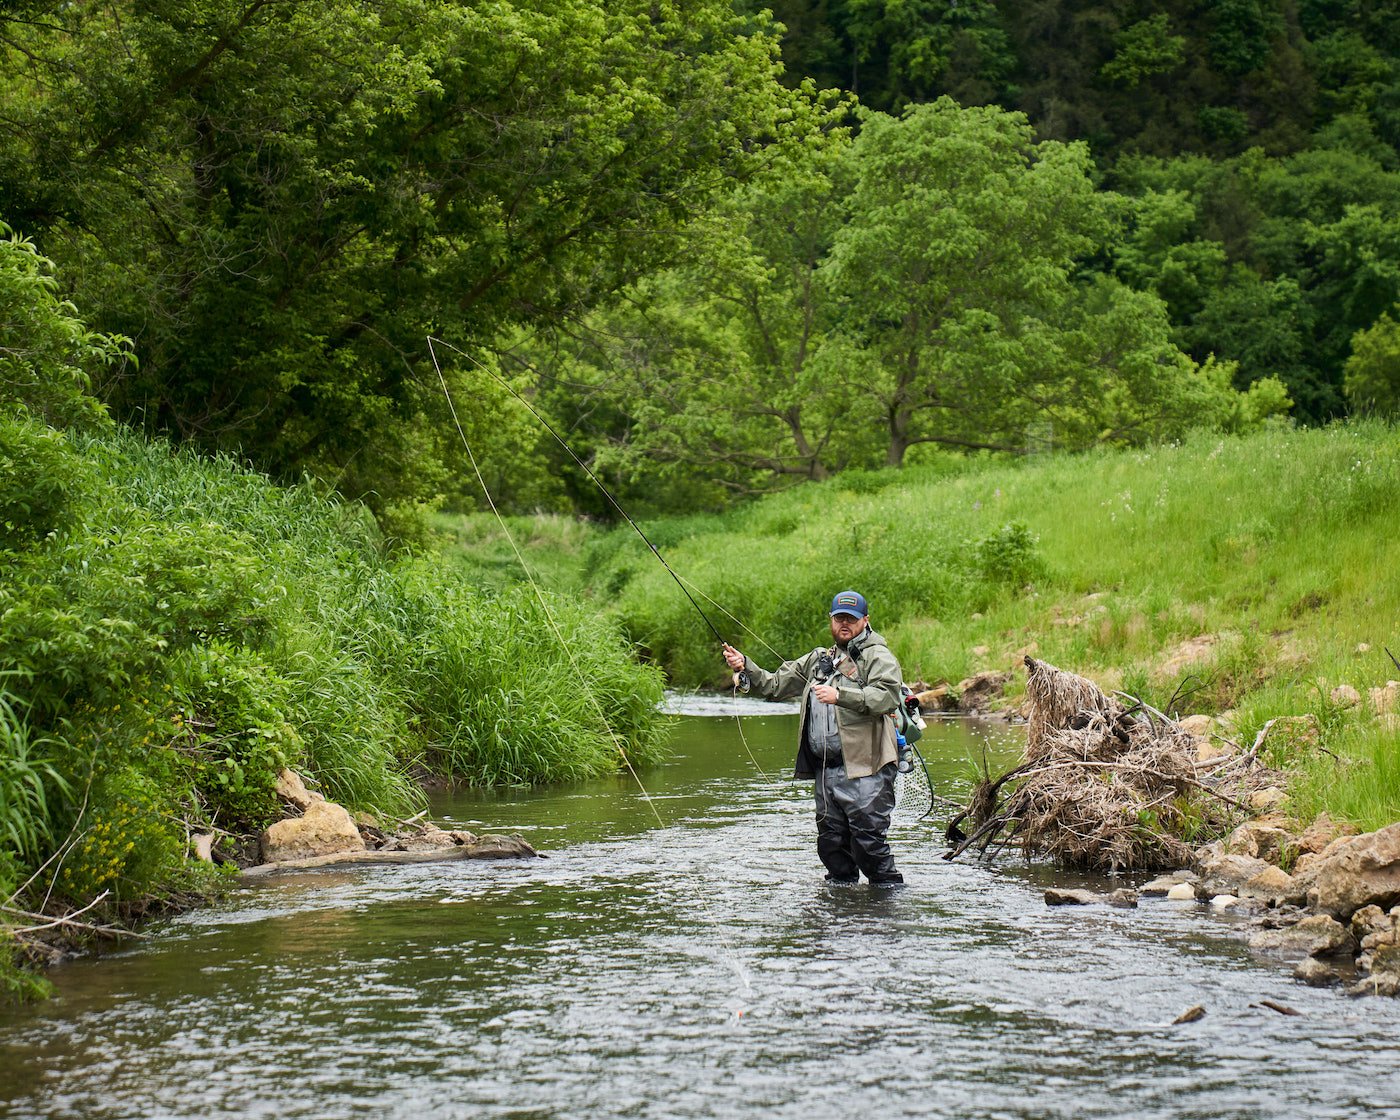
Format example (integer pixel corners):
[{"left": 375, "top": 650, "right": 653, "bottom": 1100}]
[{"left": 811, "top": 647, "right": 904, "bottom": 885}]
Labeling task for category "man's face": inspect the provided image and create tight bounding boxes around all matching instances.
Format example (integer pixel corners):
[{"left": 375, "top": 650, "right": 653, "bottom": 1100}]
[{"left": 829, "top": 612, "right": 868, "bottom": 645}]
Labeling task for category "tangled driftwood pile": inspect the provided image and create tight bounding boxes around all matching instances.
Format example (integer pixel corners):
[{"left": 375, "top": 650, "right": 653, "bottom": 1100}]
[{"left": 946, "top": 656, "right": 1282, "bottom": 873}]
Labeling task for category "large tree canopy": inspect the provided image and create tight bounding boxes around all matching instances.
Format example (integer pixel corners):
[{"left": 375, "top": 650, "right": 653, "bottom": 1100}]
[
  {"left": 0, "top": 0, "right": 807, "bottom": 515},
  {"left": 517, "top": 99, "right": 1285, "bottom": 507}
]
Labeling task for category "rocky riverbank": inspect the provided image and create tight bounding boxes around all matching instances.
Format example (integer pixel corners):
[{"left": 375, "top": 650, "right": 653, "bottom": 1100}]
[
  {"left": 948, "top": 661, "right": 1400, "bottom": 998},
  {"left": 215, "top": 769, "right": 540, "bottom": 876}
]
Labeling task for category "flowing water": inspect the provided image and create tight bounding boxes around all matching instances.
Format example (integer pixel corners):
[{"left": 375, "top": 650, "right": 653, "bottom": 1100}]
[{"left": 3, "top": 702, "right": 1400, "bottom": 1120}]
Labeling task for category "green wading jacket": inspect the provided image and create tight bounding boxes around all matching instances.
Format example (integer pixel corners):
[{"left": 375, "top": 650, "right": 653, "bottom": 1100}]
[{"left": 742, "top": 628, "right": 903, "bottom": 780}]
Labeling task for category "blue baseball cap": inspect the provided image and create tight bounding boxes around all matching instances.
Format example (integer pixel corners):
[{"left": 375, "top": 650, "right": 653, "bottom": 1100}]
[{"left": 829, "top": 590, "right": 868, "bottom": 618}]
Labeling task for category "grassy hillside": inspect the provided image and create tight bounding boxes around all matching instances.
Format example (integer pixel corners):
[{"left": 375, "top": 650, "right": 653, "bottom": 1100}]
[{"left": 450, "top": 421, "right": 1400, "bottom": 830}]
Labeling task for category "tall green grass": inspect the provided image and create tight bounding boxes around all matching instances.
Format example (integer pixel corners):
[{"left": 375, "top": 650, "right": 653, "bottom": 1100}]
[
  {"left": 1, "top": 419, "right": 669, "bottom": 929},
  {"left": 597, "top": 423, "right": 1400, "bottom": 699},
  {"left": 454, "top": 421, "right": 1399, "bottom": 831}
]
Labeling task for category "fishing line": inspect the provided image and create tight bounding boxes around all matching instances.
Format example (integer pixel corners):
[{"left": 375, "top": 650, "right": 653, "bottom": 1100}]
[
  {"left": 428, "top": 339, "right": 754, "bottom": 995},
  {"left": 428, "top": 337, "right": 736, "bottom": 652},
  {"left": 429, "top": 336, "right": 781, "bottom": 785}
]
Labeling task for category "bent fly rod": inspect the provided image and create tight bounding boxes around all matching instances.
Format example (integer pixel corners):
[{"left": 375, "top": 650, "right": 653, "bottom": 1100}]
[{"left": 425, "top": 337, "right": 750, "bottom": 689}]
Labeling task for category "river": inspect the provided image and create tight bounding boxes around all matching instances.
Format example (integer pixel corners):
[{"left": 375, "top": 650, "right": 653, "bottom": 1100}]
[{"left": 2, "top": 702, "right": 1399, "bottom": 1119}]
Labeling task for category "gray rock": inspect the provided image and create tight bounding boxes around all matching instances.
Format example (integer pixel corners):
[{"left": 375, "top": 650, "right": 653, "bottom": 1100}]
[
  {"left": 1045, "top": 888, "right": 1099, "bottom": 906},
  {"left": 1140, "top": 871, "right": 1198, "bottom": 896},
  {"left": 1347, "top": 971, "right": 1400, "bottom": 998},
  {"left": 1293, "top": 957, "right": 1341, "bottom": 987},
  {"left": 1045, "top": 887, "right": 1137, "bottom": 908},
  {"left": 1248, "top": 914, "right": 1354, "bottom": 959},
  {"left": 1197, "top": 851, "right": 1295, "bottom": 901},
  {"left": 1302, "top": 822, "right": 1400, "bottom": 920},
  {"left": 463, "top": 833, "right": 538, "bottom": 859},
  {"left": 1223, "top": 822, "right": 1294, "bottom": 865}
]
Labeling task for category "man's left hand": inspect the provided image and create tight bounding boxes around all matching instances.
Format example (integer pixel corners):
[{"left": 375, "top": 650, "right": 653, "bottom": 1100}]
[{"left": 812, "top": 683, "right": 839, "bottom": 705}]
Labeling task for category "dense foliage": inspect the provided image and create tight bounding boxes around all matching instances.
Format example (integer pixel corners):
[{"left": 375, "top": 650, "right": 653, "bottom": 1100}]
[
  {"left": 0, "top": 233, "right": 666, "bottom": 992},
  {"left": 0, "top": 0, "right": 809, "bottom": 524},
  {"left": 474, "top": 421, "right": 1398, "bottom": 828},
  {"left": 5, "top": 1, "right": 1399, "bottom": 518},
  {"left": 754, "top": 0, "right": 1400, "bottom": 422}
]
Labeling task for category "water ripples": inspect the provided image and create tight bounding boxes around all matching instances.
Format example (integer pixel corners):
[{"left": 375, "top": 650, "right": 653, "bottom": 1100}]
[{"left": 2, "top": 713, "right": 1400, "bottom": 1119}]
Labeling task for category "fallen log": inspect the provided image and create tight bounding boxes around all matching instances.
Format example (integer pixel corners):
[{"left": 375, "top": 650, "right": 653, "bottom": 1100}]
[{"left": 244, "top": 834, "right": 540, "bottom": 877}]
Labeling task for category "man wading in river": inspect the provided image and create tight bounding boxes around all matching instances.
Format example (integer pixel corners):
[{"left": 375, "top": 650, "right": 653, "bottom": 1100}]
[{"left": 723, "top": 591, "right": 905, "bottom": 886}]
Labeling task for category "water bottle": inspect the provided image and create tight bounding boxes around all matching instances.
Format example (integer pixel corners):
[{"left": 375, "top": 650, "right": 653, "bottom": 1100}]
[{"left": 896, "top": 729, "right": 912, "bottom": 773}]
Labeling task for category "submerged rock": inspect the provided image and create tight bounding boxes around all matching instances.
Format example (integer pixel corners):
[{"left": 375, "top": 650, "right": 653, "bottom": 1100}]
[
  {"left": 1044, "top": 887, "right": 1137, "bottom": 908},
  {"left": 1196, "top": 850, "right": 1295, "bottom": 902},
  {"left": 1140, "top": 871, "right": 1198, "bottom": 896},
  {"left": 1293, "top": 957, "right": 1341, "bottom": 986},
  {"left": 1248, "top": 914, "right": 1354, "bottom": 959}
]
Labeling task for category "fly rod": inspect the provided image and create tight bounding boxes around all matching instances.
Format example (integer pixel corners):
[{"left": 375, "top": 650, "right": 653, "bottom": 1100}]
[{"left": 426, "top": 337, "right": 750, "bottom": 689}]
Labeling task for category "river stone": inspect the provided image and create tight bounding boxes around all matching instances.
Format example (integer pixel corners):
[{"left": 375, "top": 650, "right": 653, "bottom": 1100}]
[
  {"left": 464, "top": 833, "right": 538, "bottom": 859},
  {"left": 274, "top": 768, "right": 323, "bottom": 811},
  {"left": 1298, "top": 813, "right": 1359, "bottom": 856},
  {"left": 1197, "top": 851, "right": 1277, "bottom": 895},
  {"left": 1302, "top": 823, "right": 1400, "bottom": 920},
  {"left": 1167, "top": 883, "right": 1197, "bottom": 901},
  {"left": 1209, "top": 894, "right": 1241, "bottom": 909},
  {"left": 1248, "top": 914, "right": 1354, "bottom": 958},
  {"left": 1240, "top": 864, "right": 1296, "bottom": 901},
  {"left": 1224, "top": 822, "right": 1294, "bottom": 865},
  {"left": 1293, "top": 957, "right": 1341, "bottom": 986},
  {"left": 260, "top": 799, "right": 366, "bottom": 864},
  {"left": 1141, "top": 871, "right": 1198, "bottom": 896},
  {"left": 1351, "top": 904, "right": 1390, "bottom": 941}
]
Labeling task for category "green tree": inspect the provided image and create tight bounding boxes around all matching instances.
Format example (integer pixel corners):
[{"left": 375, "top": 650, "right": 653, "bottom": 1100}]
[
  {"left": 1344, "top": 308, "right": 1400, "bottom": 415},
  {"left": 0, "top": 0, "right": 803, "bottom": 517},
  {"left": 822, "top": 99, "right": 1233, "bottom": 463},
  {"left": 513, "top": 126, "right": 869, "bottom": 509}
]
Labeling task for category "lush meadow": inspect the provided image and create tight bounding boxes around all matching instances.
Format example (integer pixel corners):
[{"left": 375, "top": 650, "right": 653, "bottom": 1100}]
[{"left": 448, "top": 422, "right": 1400, "bottom": 831}]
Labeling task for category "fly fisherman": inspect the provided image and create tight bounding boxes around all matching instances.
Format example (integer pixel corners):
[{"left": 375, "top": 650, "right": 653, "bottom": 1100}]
[{"left": 723, "top": 591, "right": 905, "bottom": 886}]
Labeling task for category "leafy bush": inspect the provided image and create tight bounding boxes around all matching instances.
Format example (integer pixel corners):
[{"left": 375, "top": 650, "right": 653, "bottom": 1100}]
[
  {"left": 971, "top": 522, "right": 1045, "bottom": 588},
  {"left": 0, "top": 222, "right": 124, "bottom": 429},
  {"left": 57, "top": 766, "right": 187, "bottom": 903},
  {"left": 0, "top": 412, "right": 90, "bottom": 551},
  {"left": 167, "top": 644, "right": 299, "bottom": 830}
]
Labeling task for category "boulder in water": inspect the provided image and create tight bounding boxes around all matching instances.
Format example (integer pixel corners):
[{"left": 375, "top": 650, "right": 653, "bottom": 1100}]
[{"left": 260, "top": 799, "right": 366, "bottom": 863}]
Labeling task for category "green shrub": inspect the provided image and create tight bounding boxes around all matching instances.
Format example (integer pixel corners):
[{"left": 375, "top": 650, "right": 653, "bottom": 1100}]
[
  {"left": 971, "top": 521, "right": 1045, "bottom": 588},
  {"left": 168, "top": 644, "right": 299, "bottom": 830},
  {"left": 57, "top": 766, "right": 186, "bottom": 903},
  {"left": 0, "top": 411, "right": 90, "bottom": 551},
  {"left": 0, "top": 222, "right": 125, "bottom": 430}
]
